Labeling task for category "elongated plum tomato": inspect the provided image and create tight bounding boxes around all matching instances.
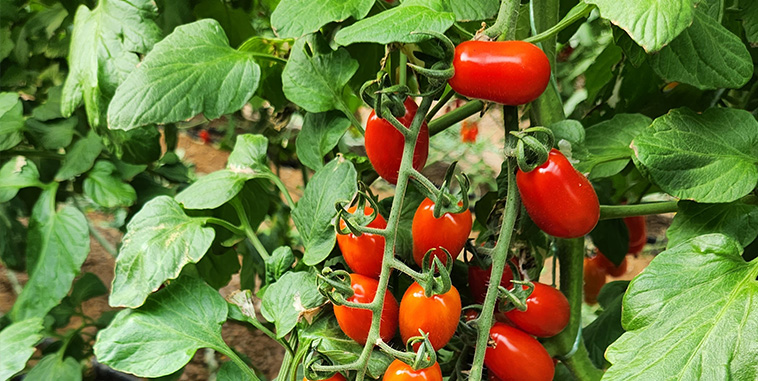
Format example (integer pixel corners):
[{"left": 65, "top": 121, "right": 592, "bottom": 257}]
[
  {"left": 624, "top": 215, "right": 647, "bottom": 255},
  {"left": 468, "top": 264, "right": 514, "bottom": 304},
  {"left": 333, "top": 273, "right": 398, "bottom": 344},
  {"left": 412, "top": 198, "right": 472, "bottom": 268},
  {"left": 399, "top": 282, "right": 461, "bottom": 350},
  {"left": 383, "top": 359, "right": 442, "bottom": 381},
  {"left": 583, "top": 256, "right": 607, "bottom": 305},
  {"left": 448, "top": 40, "right": 551, "bottom": 106},
  {"left": 516, "top": 149, "right": 600, "bottom": 238},
  {"left": 304, "top": 374, "right": 346, "bottom": 381},
  {"left": 365, "top": 97, "right": 429, "bottom": 184},
  {"left": 503, "top": 282, "right": 569, "bottom": 337},
  {"left": 336, "top": 205, "right": 387, "bottom": 279},
  {"left": 485, "top": 322, "right": 555, "bottom": 381}
]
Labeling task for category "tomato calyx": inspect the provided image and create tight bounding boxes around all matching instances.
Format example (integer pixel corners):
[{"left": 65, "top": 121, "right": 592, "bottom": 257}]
[
  {"left": 411, "top": 161, "right": 470, "bottom": 218},
  {"left": 316, "top": 268, "right": 355, "bottom": 305},
  {"left": 377, "top": 331, "right": 438, "bottom": 372},
  {"left": 496, "top": 280, "right": 533, "bottom": 313},
  {"left": 303, "top": 347, "right": 340, "bottom": 381},
  {"left": 335, "top": 188, "right": 384, "bottom": 237},
  {"left": 508, "top": 127, "right": 556, "bottom": 173}
]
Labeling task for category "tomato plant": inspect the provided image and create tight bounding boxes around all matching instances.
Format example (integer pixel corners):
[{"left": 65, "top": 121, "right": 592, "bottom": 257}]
[
  {"left": 399, "top": 281, "right": 461, "bottom": 350},
  {"left": 583, "top": 255, "right": 608, "bottom": 305},
  {"left": 503, "top": 282, "right": 569, "bottom": 338},
  {"left": 333, "top": 273, "right": 399, "bottom": 345},
  {"left": 485, "top": 322, "right": 555, "bottom": 381},
  {"left": 412, "top": 198, "right": 472, "bottom": 267},
  {"left": 468, "top": 264, "right": 515, "bottom": 304},
  {"left": 383, "top": 359, "right": 442, "bottom": 381},
  {"left": 337, "top": 205, "right": 387, "bottom": 278}
]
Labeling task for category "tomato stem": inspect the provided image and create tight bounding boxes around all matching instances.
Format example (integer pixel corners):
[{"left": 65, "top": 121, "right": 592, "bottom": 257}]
[
  {"left": 599, "top": 201, "right": 679, "bottom": 219},
  {"left": 523, "top": 3, "right": 594, "bottom": 44},
  {"left": 483, "top": 0, "right": 521, "bottom": 40},
  {"left": 428, "top": 100, "right": 484, "bottom": 136},
  {"left": 425, "top": 87, "right": 455, "bottom": 121}
]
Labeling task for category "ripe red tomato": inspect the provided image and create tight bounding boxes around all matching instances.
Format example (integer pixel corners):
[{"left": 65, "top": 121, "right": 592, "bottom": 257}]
[
  {"left": 460, "top": 120, "right": 478, "bottom": 143},
  {"left": 336, "top": 205, "right": 386, "bottom": 279},
  {"left": 333, "top": 273, "right": 398, "bottom": 345},
  {"left": 595, "top": 250, "right": 628, "bottom": 277},
  {"left": 624, "top": 216, "right": 647, "bottom": 255},
  {"left": 399, "top": 282, "right": 461, "bottom": 350},
  {"left": 198, "top": 130, "right": 211, "bottom": 144},
  {"left": 516, "top": 149, "right": 600, "bottom": 238},
  {"left": 583, "top": 256, "right": 607, "bottom": 305},
  {"left": 449, "top": 40, "right": 551, "bottom": 106},
  {"left": 485, "top": 322, "right": 555, "bottom": 381},
  {"left": 365, "top": 97, "right": 429, "bottom": 184},
  {"left": 304, "top": 374, "right": 346, "bottom": 381},
  {"left": 412, "top": 198, "right": 472, "bottom": 268},
  {"left": 503, "top": 282, "right": 569, "bottom": 338},
  {"left": 468, "top": 264, "right": 514, "bottom": 304},
  {"left": 383, "top": 359, "right": 442, "bottom": 381}
]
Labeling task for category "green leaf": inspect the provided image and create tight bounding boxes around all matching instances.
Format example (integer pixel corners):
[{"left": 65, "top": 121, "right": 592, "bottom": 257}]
[
  {"left": 296, "top": 111, "right": 351, "bottom": 170},
  {"left": 227, "top": 134, "right": 270, "bottom": 170},
  {"left": 605, "top": 234, "right": 758, "bottom": 380},
  {"left": 741, "top": 0, "right": 758, "bottom": 46},
  {"left": 0, "top": 318, "right": 44, "bottom": 381},
  {"left": 0, "top": 204, "right": 26, "bottom": 271},
  {"left": 0, "top": 156, "right": 41, "bottom": 203},
  {"left": 217, "top": 361, "right": 247, "bottom": 381},
  {"left": 613, "top": 27, "right": 647, "bottom": 67},
  {"left": 70, "top": 272, "right": 108, "bottom": 305},
  {"left": 55, "top": 131, "right": 104, "bottom": 181},
  {"left": 648, "top": 9, "right": 753, "bottom": 90},
  {"left": 585, "top": 0, "right": 696, "bottom": 52},
  {"left": 260, "top": 271, "right": 326, "bottom": 338},
  {"left": 84, "top": 161, "right": 137, "bottom": 208},
  {"left": 105, "top": 127, "right": 163, "bottom": 165},
  {"left": 667, "top": 200, "right": 758, "bottom": 249},
  {"left": 292, "top": 157, "right": 357, "bottom": 265},
  {"left": 334, "top": 6, "right": 456, "bottom": 45},
  {"left": 0, "top": 92, "right": 24, "bottom": 151},
  {"left": 31, "top": 86, "right": 64, "bottom": 121},
  {"left": 196, "top": 249, "right": 240, "bottom": 289},
  {"left": 550, "top": 119, "right": 585, "bottom": 147},
  {"left": 10, "top": 189, "right": 90, "bottom": 321},
  {"left": 108, "top": 19, "right": 260, "bottom": 130},
  {"left": 583, "top": 281, "right": 628, "bottom": 369},
  {"left": 193, "top": 0, "right": 255, "bottom": 47},
  {"left": 25, "top": 117, "right": 77, "bottom": 150},
  {"left": 448, "top": 0, "right": 499, "bottom": 21},
  {"left": 0, "top": 27, "right": 13, "bottom": 61},
  {"left": 271, "top": 0, "right": 374, "bottom": 39},
  {"left": 282, "top": 34, "right": 358, "bottom": 115},
  {"left": 110, "top": 196, "right": 215, "bottom": 308},
  {"left": 95, "top": 276, "right": 232, "bottom": 378},
  {"left": 583, "top": 43, "right": 622, "bottom": 104},
  {"left": 632, "top": 108, "right": 758, "bottom": 203},
  {"left": 265, "top": 246, "right": 296, "bottom": 284},
  {"left": 175, "top": 170, "right": 257, "bottom": 210},
  {"left": 25, "top": 355, "right": 81, "bottom": 381},
  {"left": 589, "top": 219, "right": 629, "bottom": 266},
  {"left": 575, "top": 113, "right": 651, "bottom": 179},
  {"left": 61, "top": 0, "right": 162, "bottom": 128}
]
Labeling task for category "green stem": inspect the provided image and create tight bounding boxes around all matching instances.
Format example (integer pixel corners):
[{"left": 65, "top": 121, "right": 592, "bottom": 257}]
[
  {"left": 483, "top": 0, "right": 522, "bottom": 40},
  {"left": 399, "top": 53, "right": 408, "bottom": 87},
  {"left": 204, "top": 217, "right": 244, "bottom": 236},
  {"left": 248, "top": 52, "right": 288, "bottom": 64},
  {"left": 426, "top": 88, "right": 455, "bottom": 121},
  {"left": 230, "top": 198, "right": 271, "bottom": 260},
  {"left": 524, "top": 3, "right": 594, "bottom": 44},
  {"left": 264, "top": 172, "right": 296, "bottom": 209},
  {"left": 428, "top": 100, "right": 484, "bottom": 136},
  {"left": 599, "top": 201, "right": 679, "bottom": 220},
  {"left": 216, "top": 345, "right": 261, "bottom": 381}
]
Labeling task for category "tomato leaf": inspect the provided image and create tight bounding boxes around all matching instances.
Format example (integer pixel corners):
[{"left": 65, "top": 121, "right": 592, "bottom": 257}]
[
  {"left": 293, "top": 156, "right": 357, "bottom": 265},
  {"left": 0, "top": 92, "right": 23, "bottom": 151},
  {"left": 265, "top": 246, "right": 296, "bottom": 284},
  {"left": 193, "top": 0, "right": 255, "bottom": 47},
  {"left": 583, "top": 43, "right": 623, "bottom": 104},
  {"left": 0, "top": 318, "right": 44, "bottom": 380},
  {"left": 632, "top": 108, "right": 758, "bottom": 203},
  {"left": 667, "top": 200, "right": 758, "bottom": 249},
  {"left": 740, "top": 1, "right": 758, "bottom": 46},
  {"left": 448, "top": 0, "right": 499, "bottom": 21},
  {"left": 69, "top": 272, "right": 108, "bottom": 306},
  {"left": 297, "top": 111, "right": 351, "bottom": 170},
  {"left": 108, "top": 19, "right": 260, "bottom": 130},
  {"left": 196, "top": 248, "right": 240, "bottom": 289},
  {"left": 589, "top": 219, "right": 629, "bottom": 265},
  {"left": 334, "top": 6, "right": 455, "bottom": 45},
  {"left": 10, "top": 189, "right": 90, "bottom": 321},
  {"left": 0, "top": 203, "right": 26, "bottom": 271},
  {"left": 574, "top": 113, "right": 651, "bottom": 179},
  {"left": 109, "top": 196, "right": 215, "bottom": 308},
  {"left": 95, "top": 276, "right": 232, "bottom": 378},
  {"left": 55, "top": 131, "right": 104, "bottom": 181},
  {"left": 271, "top": 0, "right": 374, "bottom": 39},
  {"left": 585, "top": 0, "right": 696, "bottom": 52},
  {"left": 260, "top": 271, "right": 326, "bottom": 338},
  {"left": 25, "top": 118, "right": 77, "bottom": 150},
  {"left": 648, "top": 9, "right": 753, "bottom": 90},
  {"left": 0, "top": 157, "right": 42, "bottom": 203},
  {"left": 24, "top": 355, "right": 81, "bottom": 381},
  {"left": 583, "top": 281, "right": 628, "bottom": 369},
  {"left": 605, "top": 234, "right": 758, "bottom": 380},
  {"left": 83, "top": 161, "right": 137, "bottom": 208}
]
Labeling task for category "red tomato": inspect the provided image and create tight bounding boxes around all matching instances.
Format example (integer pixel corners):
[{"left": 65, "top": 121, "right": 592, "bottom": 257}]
[
  {"left": 485, "top": 322, "right": 555, "bottom": 381},
  {"left": 412, "top": 198, "right": 472, "bottom": 268},
  {"left": 463, "top": 308, "right": 479, "bottom": 322},
  {"left": 460, "top": 120, "right": 478, "bottom": 143},
  {"left": 516, "top": 149, "right": 600, "bottom": 238},
  {"left": 304, "top": 374, "right": 346, "bottom": 381},
  {"left": 449, "top": 41, "right": 551, "bottom": 106},
  {"left": 583, "top": 256, "right": 607, "bottom": 305},
  {"left": 399, "top": 282, "right": 461, "bottom": 350},
  {"left": 198, "top": 130, "right": 211, "bottom": 144},
  {"left": 595, "top": 250, "right": 628, "bottom": 277},
  {"left": 333, "top": 273, "right": 398, "bottom": 345},
  {"left": 503, "top": 282, "right": 569, "bottom": 338},
  {"left": 365, "top": 97, "right": 429, "bottom": 184},
  {"left": 336, "top": 205, "right": 386, "bottom": 278},
  {"left": 468, "top": 264, "right": 514, "bottom": 304},
  {"left": 624, "top": 216, "right": 647, "bottom": 255},
  {"left": 383, "top": 359, "right": 442, "bottom": 381}
]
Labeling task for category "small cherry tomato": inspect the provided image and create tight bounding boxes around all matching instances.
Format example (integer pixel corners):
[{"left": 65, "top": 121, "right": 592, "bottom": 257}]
[
  {"left": 583, "top": 256, "right": 607, "bottom": 305},
  {"left": 198, "top": 130, "right": 211, "bottom": 144},
  {"left": 412, "top": 198, "right": 472, "bottom": 268},
  {"left": 333, "top": 273, "right": 398, "bottom": 345},
  {"left": 516, "top": 149, "right": 600, "bottom": 238},
  {"left": 485, "top": 322, "right": 555, "bottom": 381},
  {"left": 365, "top": 97, "right": 429, "bottom": 184},
  {"left": 399, "top": 282, "right": 461, "bottom": 350},
  {"left": 460, "top": 120, "right": 478, "bottom": 143},
  {"left": 503, "top": 282, "right": 569, "bottom": 338},
  {"left": 595, "top": 250, "right": 628, "bottom": 277},
  {"left": 383, "top": 359, "right": 442, "bottom": 381},
  {"left": 463, "top": 308, "right": 479, "bottom": 322},
  {"left": 337, "top": 205, "right": 387, "bottom": 278},
  {"left": 304, "top": 374, "right": 346, "bottom": 381},
  {"left": 624, "top": 215, "right": 647, "bottom": 255},
  {"left": 468, "top": 264, "right": 514, "bottom": 304},
  {"left": 449, "top": 40, "right": 551, "bottom": 106}
]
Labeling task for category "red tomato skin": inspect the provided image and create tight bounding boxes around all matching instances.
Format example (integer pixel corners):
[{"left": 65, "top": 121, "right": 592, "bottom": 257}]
[
  {"left": 449, "top": 41, "right": 551, "bottom": 106},
  {"left": 383, "top": 359, "right": 443, "bottom": 381},
  {"left": 460, "top": 120, "right": 478, "bottom": 143},
  {"left": 412, "top": 198, "right": 472, "bottom": 268},
  {"left": 337, "top": 205, "right": 387, "bottom": 279},
  {"left": 583, "top": 256, "right": 607, "bottom": 305},
  {"left": 399, "top": 282, "right": 461, "bottom": 350},
  {"left": 468, "top": 265, "right": 515, "bottom": 304},
  {"left": 503, "top": 282, "right": 570, "bottom": 338},
  {"left": 304, "top": 374, "right": 346, "bottom": 381},
  {"left": 516, "top": 149, "right": 600, "bottom": 238},
  {"left": 624, "top": 216, "right": 647, "bottom": 255},
  {"left": 595, "top": 251, "right": 628, "bottom": 277},
  {"left": 485, "top": 323, "right": 555, "bottom": 381},
  {"left": 365, "top": 97, "right": 429, "bottom": 184},
  {"left": 333, "top": 273, "right": 398, "bottom": 345}
]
